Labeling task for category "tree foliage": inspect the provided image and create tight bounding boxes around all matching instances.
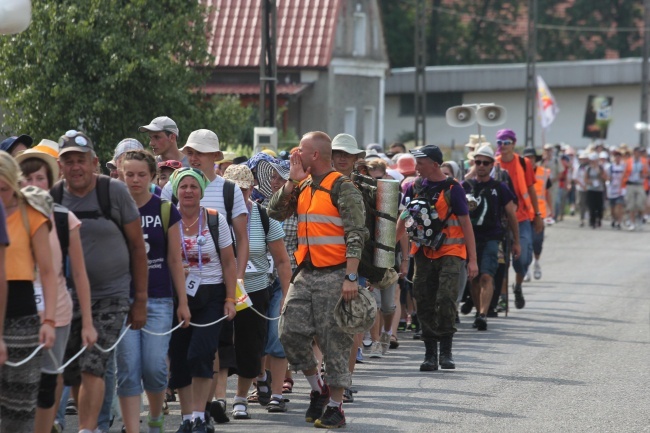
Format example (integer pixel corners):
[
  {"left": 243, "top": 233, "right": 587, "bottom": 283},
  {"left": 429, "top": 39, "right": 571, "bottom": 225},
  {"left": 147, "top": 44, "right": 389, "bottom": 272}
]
[
  {"left": 381, "top": 0, "right": 644, "bottom": 68},
  {"left": 0, "top": 0, "right": 254, "bottom": 162}
]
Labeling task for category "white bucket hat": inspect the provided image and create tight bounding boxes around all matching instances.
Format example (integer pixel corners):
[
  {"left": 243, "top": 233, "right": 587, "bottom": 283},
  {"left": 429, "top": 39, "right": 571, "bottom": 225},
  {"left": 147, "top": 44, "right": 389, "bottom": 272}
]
[
  {"left": 181, "top": 129, "right": 223, "bottom": 160},
  {"left": 331, "top": 134, "right": 365, "bottom": 156}
]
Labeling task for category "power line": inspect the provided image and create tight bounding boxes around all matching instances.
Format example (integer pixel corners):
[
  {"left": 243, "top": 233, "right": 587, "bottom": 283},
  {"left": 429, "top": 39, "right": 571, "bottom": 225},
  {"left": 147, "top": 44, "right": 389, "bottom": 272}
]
[{"left": 431, "top": 5, "right": 646, "bottom": 34}]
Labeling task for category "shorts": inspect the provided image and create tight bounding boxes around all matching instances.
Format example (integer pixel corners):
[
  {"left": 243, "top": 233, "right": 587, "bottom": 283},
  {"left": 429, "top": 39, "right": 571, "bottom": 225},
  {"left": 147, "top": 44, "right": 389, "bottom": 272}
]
[
  {"left": 63, "top": 297, "right": 130, "bottom": 386},
  {"left": 476, "top": 240, "right": 499, "bottom": 278},
  {"left": 42, "top": 324, "right": 71, "bottom": 375},
  {"left": 370, "top": 283, "right": 397, "bottom": 314},
  {"left": 264, "top": 278, "right": 286, "bottom": 359},
  {"left": 609, "top": 196, "right": 625, "bottom": 207},
  {"left": 116, "top": 298, "right": 173, "bottom": 397}
]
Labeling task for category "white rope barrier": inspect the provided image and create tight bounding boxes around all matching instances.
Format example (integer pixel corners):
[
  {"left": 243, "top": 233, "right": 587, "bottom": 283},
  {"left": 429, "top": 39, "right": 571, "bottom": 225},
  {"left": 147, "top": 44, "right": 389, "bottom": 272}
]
[{"left": 4, "top": 307, "right": 281, "bottom": 370}]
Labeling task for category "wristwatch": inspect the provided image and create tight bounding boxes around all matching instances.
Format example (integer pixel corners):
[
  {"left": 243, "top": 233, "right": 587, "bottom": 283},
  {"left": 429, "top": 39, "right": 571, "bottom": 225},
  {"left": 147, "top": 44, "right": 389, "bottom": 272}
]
[
  {"left": 344, "top": 273, "right": 358, "bottom": 282},
  {"left": 535, "top": 212, "right": 542, "bottom": 217}
]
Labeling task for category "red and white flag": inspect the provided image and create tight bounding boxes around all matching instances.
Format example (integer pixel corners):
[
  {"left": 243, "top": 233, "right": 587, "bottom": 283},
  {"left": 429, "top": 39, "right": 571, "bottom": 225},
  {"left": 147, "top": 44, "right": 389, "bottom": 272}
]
[{"left": 537, "top": 75, "right": 559, "bottom": 129}]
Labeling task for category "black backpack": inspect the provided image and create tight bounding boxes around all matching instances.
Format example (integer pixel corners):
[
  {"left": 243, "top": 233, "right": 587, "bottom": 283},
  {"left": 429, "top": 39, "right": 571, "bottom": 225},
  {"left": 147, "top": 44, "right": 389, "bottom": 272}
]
[{"left": 207, "top": 202, "right": 269, "bottom": 261}]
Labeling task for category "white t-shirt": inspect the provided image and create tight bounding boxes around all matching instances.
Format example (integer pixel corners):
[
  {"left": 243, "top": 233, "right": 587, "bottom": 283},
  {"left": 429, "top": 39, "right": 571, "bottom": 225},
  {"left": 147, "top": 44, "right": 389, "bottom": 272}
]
[{"left": 182, "top": 211, "right": 232, "bottom": 285}]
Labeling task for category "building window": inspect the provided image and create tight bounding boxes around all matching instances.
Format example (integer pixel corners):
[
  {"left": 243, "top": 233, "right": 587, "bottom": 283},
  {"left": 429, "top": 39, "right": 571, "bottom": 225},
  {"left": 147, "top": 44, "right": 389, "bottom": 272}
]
[
  {"left": 399, "top": 92, "right": 463, "bottom": 117},
  {"left": 344, "top": 107, "right": 356, "bottom": 136},
  {"left": 353, "top": 12, "right": 366, "bottom": 57},
  {"left": 363, "top": 106, "right": 376, "bottom": 145}
]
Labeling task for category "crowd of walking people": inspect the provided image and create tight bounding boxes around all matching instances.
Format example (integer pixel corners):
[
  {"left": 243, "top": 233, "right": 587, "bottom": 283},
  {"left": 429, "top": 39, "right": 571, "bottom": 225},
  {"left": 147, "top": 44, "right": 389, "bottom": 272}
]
[{"left": 0, "top": 119, "right": 647, "bottom": 433}]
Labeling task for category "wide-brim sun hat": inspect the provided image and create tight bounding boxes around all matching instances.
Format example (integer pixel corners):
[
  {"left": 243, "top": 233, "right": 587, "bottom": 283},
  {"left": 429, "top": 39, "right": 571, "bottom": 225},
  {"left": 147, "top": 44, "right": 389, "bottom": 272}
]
[
  {"left": 15, "top": 148, "right": 60, "bottom": 181},
  {"left": 334, "top": 288, "right": 377, "bottom": 334},
  {"left": 331, "top": 133, "right": 365, "bottom": 156},
  {"left": 256, "top": 159, "right": 290, "bottom": 198}
]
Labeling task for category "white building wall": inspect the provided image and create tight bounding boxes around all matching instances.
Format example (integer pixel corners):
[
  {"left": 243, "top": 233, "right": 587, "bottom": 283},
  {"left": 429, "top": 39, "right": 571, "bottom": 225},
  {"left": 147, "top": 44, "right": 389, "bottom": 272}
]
[{"left": 384, "top": 84, "right": 643, "bottom": 150}]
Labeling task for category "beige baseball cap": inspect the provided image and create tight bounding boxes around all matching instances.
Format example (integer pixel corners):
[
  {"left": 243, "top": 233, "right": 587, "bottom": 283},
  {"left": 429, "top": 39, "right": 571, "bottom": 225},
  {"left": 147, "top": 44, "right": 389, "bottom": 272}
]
[
  {"left": 180, "top": 129, "right": 223, "bottom": 160},
  {"left": 138, "top": 116, "right": 179, "bottom": 136}
]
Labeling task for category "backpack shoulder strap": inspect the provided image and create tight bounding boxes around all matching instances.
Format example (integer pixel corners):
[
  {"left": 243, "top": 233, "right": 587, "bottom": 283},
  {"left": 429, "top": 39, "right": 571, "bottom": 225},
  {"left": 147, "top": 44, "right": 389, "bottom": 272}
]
[
  {"left": 256, "top": 203, "right": 270, "bottom": 236},
  {"left": 222, "top": 179, "right": 236, "bottom": 226},
  {"left": 206, "top": 208, "right": 222, "bottom": 261},
  {"left": 519, "top": 155, "right": 527, "bottom": 173},
  {"left": 96, "top": 175, "right": 112, "bottom": 221},
  {"left": 53, "top": 203, "right": 70, "bottom": 276},
  {"left": 160, "top": 199, "right": 172, "bottom": 236},
  {"left": 50, "top": 180, "right": 65, "bottom": 204}
]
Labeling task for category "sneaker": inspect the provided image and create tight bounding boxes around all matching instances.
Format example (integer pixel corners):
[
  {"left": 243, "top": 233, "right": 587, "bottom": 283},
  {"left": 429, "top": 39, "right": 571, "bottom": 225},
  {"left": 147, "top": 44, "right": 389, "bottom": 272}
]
[
  {"left": 362, "top": 331, "right": 372, "bottom": 348},
  {"left": 175, "top": 420, "right": 193, "bottom": 433},
  {"left": 343, "top": 387, "right": 354, "bottom": 404},
  {"left": 208, "top": 399, "right": 230, "bottom": 424},
  {"left": 379, "top": 332, "right": 391, "bottom": 355},
  {"left": 191, "top": 417, "right": 208, "bottom": 433},
  {"left": 474, "top": 315, "right": 488, "bottom": 331},
  {"left": 314, "top": 405, "right": 346, "bottom": 429},
  {"left": 397, "top": 320, "right": 407, "bottom": 332},
  {"left": 513, "top": 284, "right": 526, "bottom": 309},
  {"left": 148, "top": 414, "right": 165, "bottom": 430},
  {"left": 486, "top": 308, "right": 498, "bottom": 318},
  {"left": 412, "top": 330, "right": 421, "bottom": 340},
  {"left": 409, "top": 313, "right": 420, "bottom": 332},
  {"left": 65, "top": 398, "right": 77, "bottom": 415},
  {"left": 232, "top": 400, "right": 251, "bottom": 419},
  {"left": 51, "top": 422, "right": 63, "bottom": 433},
  {"left": 533, "top": 261, "right": 542, "bottom": 280},
  {"left": 369, "top": 341, "right": 382, "bottom": 358},
  {"left": 389, "top": 335, "right": 399, "bottom": 349},
  {"left": 355, "top": 347, "right": 364, "bottom": 364},
  {"left": 305, "top": 384, "right": 330, "bottom": 423},
  {"left": 496, "top": 294, "right": 507, "bottom": 312},
  {"left": 267, "top": 396, "right": 287, "bottom": 413},
  {"left": 460, "top": 300, "right": 473, "bottom": 315},
  {"left": 523, "top": 270, "right": 531, "bottom": 282}
]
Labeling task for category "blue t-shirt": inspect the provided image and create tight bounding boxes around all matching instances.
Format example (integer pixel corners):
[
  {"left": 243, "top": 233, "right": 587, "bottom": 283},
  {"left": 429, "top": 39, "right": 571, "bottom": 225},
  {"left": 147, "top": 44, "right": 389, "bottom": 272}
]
[{"left": 136, "top": 195, "right": 181, "bottom": 298}]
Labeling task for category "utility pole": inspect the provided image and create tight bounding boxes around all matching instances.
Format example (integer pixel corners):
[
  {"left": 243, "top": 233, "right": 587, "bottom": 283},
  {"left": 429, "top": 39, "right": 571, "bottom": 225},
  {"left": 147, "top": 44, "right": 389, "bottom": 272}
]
[
  {"left": 414, "top": 0, "right": 427, "bottom": 146},
  {"left": 259, "top": 0, "right": 277, "bottom": 127},
  {"left": 524, "top": 0, "right": 538, "bottom": 149},
  {"left": 640, "top": 0, "right": 650, "bottom": 147}
]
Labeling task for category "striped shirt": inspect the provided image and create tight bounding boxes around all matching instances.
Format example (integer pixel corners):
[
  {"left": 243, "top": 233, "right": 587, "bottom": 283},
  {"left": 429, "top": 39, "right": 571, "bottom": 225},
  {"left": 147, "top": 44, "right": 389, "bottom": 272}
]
[
  {"left": 182, "top": 211, "right": 232, "bottom": 285},
  {"left": 245, "top": 203, "right": 285, "bottom": 293}
]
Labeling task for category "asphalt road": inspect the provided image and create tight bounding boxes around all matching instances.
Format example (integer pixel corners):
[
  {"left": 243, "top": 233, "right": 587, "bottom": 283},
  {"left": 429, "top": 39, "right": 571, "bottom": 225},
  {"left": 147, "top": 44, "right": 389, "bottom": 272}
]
[{"left": 67, "top": 215, "right": 650, "bottom": 432}]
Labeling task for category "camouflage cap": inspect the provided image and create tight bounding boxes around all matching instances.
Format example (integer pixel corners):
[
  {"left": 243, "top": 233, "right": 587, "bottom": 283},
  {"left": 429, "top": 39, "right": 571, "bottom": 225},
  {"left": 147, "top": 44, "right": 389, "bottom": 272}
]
[{"left": 333, "top": 287, "right": 377, "bottom": 334}]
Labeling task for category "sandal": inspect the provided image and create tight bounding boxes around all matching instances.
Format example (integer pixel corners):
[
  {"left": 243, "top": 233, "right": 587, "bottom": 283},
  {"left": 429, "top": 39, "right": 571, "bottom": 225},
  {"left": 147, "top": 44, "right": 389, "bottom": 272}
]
[
  {"left": 232, "top": 400, "right": 251, "bottom": 419},
  {"left": 389, "top": 335, "right": 399, "bottom": 349},
  {"left": 165, "top": 388, "right": 176, "bottom": 403},
  {"left": 255, "top": 370, "right": 272, "bottom": 406},
  {"left": 282, "top": 377, "right": 294, "bottom": 394},
  {"left": 246, "top": 389, "right": 259, "bottom": 403},
  {"left": 342, "top": 388, "right": 354, "bottom": 404},
  {"left": 266, "top": 396, "right": 287, "bottom": 413}
]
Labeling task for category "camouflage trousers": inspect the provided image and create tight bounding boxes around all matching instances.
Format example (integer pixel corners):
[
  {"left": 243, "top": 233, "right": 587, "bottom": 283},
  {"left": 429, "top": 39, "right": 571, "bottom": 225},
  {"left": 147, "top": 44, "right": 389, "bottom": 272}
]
[
  {"left": 278, "top": 267, "right": 353, "bottom": 389},
  {"left": 412, "top": 251, "right": 464, "bottom": 341}
]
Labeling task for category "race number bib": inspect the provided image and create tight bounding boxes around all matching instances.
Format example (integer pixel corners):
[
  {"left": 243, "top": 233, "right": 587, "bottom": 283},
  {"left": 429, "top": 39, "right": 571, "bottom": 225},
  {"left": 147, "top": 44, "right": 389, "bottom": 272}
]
[
  {"left": 185, "top": 274, "right": 201, "bottom": 297},
  {"left": 245, "top": 261, "right": 258, "bottom": 274},
  {"left": 34, "top": 282, "right": 44, "bottom": 313}
]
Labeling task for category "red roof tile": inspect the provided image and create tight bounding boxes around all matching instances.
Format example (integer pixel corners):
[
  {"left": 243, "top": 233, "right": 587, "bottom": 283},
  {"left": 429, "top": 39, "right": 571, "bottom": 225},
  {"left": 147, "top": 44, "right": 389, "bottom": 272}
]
[
  {"left": 203, "top": 83, "right": 310, "bottom": 96},
  {"left": 205, "top": 0, "right": 340, "bottom": 68}
]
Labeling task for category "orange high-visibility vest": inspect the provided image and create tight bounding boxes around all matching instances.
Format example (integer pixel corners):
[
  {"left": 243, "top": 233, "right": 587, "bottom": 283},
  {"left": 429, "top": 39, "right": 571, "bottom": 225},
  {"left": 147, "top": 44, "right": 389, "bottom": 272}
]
[
  {"left": 409, "top": 182, "right": 467, "bottom": 260},
  {"left": 622, "top": 156, "right": 649, "bottom": 191},
  {"left": 534, "top": 166, "right": 550, "bottom": 218},
  {"left": 496, "top": 154, "right": 535, "bottom": 222},
  {"left": 294, "top": 172, "right": 347, "bottom": 268}
]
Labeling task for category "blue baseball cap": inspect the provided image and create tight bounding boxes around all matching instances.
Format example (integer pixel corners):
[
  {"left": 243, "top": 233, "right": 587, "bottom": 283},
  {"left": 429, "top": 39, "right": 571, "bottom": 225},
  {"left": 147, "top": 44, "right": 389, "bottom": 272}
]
[{"left": 0, "top": 134, "right": 33, "bottom": 153}]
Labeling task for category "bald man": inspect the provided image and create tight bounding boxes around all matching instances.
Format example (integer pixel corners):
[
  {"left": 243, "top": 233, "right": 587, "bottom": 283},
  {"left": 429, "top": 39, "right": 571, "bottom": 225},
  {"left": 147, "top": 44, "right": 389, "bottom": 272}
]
[{"left": 268, "top": 131, "right": 368, "bottom": 428}]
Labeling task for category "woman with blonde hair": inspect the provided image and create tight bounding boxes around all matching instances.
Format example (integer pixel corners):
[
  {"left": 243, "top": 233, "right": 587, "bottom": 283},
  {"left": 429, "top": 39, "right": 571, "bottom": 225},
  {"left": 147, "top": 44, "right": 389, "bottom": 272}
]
[{"left": 0, "top": 151, "right": 58, "bottom": 433}]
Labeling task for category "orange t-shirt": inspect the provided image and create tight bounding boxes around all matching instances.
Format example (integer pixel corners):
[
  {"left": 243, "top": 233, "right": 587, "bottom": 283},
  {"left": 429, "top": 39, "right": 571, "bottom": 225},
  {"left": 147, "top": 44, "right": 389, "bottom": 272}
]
[
  {"left": 499, "top": 155, "right": 536, "bottom": 222},
  {"left": 6, "top": 205, "right": 49, "bottom": 281}
]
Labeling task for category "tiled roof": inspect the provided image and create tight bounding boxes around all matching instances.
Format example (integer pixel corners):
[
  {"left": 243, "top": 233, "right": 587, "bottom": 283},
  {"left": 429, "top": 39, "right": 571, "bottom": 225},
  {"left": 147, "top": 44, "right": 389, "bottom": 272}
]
[
  {"left": 203, "top": 83, "right": 310, "bottom": 95},
  {"left": 205, "top": 0, "right": 340, "bottom": 68}
]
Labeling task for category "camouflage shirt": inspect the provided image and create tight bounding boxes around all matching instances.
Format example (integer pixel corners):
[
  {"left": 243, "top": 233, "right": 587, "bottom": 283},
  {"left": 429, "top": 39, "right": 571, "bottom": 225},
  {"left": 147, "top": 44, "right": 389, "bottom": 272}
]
[{"left": 268, "top": 171, "right": 368, "bottom": 261}]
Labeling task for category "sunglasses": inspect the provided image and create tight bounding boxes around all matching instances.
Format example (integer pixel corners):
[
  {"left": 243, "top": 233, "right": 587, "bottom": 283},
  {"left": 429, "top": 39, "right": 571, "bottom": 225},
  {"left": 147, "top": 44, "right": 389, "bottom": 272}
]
[
  {"left": 474, "top": 160, "right": 493, "bottom": 166},
  {"left": 159, "top": 160, "right": 183, "bottom": 170},
  {"left": 60, "top": 130, "right": 88, "bottom": 147},
  {"left": 496, "top": 140, "right": 513, "bottom": 146}
]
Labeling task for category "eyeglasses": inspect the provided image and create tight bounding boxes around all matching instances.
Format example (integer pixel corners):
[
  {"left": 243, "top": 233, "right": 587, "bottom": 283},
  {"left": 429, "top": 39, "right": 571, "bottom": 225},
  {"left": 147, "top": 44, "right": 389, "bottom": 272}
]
[
  {"left": 474, "top": 160, "right": 493, "bottom": 166},
  {"left": 60, "top": 130, "right": 88, "bottom": 147},
  {"left": 496, "top": 140, "right": 513, "bottom": 146}
]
